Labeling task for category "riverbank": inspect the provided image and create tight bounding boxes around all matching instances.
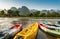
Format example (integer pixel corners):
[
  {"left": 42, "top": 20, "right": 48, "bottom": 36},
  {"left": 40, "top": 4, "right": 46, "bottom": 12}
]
[{"left": 0, "top": 17, "right": 60, "bottom": 19}]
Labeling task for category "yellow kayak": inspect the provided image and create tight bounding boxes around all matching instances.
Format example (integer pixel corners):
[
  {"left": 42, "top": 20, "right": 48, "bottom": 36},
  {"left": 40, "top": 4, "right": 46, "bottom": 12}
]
[{"left": 13, "top": 22, "right": 38, "bottom": 39}]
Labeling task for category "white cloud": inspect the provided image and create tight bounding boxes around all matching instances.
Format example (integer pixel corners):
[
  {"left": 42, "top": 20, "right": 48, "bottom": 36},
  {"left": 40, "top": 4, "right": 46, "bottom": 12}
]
[{"left": 0, "top": 0, "right": 22, "bottom": 9}]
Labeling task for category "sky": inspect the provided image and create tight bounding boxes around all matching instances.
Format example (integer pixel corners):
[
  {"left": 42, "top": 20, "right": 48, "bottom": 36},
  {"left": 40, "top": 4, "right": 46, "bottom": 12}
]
[{"left": 0, "top": 0, "right": 60, "bottom": 10}]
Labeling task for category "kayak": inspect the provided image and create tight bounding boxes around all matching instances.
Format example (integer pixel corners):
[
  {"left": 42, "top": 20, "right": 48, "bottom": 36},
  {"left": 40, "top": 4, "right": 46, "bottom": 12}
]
[
  {"left": 55, "top": 21, "right": 60, "bottom": 26},
  {"left": 56, "top": 21, "right": 60, "bottom": 24},
  {"left": 39, "top": 24, "right": 60, "bottom": 37},
  {"left": 40, "top": 21, "right": 60, "bottom": 27},
  {"left": 40, "top": 21, "right": 52, "bottom": 25},
  {"left": 0, "top": 24, "right": 22, "bottom": 39},
  {"left": 14, "top": 22, "right": 38, "bottom": 39}
]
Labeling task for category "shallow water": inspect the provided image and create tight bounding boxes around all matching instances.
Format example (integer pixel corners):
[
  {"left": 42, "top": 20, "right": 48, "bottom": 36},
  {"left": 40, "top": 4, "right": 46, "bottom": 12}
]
[{"left": 0, "top": 18, "right": 60, "bottom": 39}]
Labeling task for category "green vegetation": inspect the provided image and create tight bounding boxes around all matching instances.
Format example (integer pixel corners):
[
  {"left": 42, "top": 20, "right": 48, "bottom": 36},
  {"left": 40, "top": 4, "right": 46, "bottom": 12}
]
[{"left": 0, "top": 9, "right": 60, "bottom": 17}]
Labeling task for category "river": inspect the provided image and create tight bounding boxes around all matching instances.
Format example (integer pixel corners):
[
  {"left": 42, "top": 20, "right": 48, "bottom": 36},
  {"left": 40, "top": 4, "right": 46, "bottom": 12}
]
[{"left": 0, "top": 18, "right": 60, "bottom": 39}]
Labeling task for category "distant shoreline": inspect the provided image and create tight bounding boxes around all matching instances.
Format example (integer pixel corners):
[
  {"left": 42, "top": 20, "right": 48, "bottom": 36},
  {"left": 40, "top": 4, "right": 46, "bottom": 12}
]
[{"left": 0, "top": 17, "right": 60, "bottom": 19}]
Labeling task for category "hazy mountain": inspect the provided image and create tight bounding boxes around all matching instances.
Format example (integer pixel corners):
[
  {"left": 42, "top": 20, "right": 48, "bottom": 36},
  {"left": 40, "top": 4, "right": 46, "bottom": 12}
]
[
  {"left": 49, "top": 9, "right": 60, "bottom": 13},
  {"left": 4, "top": 9, "right": 8, "bottom": 14},
  {"left": 19, "top": 6, "right": 30, "bottom": 15},
  {"left": 30, "top": 9, "right": 38, "bottom": 13},
  {"left": 18, "top": 8, "right": 21, "bottom": 11},
  {"left": 2, "top": 6, "right": 60, "bottom": 15},
  {"left": 56, "top": 10, "right": 60, "bottom": 13},
  {"left": 49, "top": 9, "right": 55, "bottom": 13},
  {"left": 40, "top": 10, "right": 48, "bottom": 13},
  {"left": 40, "top": 9, "right": 60, "bottom": 13},
  {"left": 10, "top": 7, "right": 17, "bottom": 11}
]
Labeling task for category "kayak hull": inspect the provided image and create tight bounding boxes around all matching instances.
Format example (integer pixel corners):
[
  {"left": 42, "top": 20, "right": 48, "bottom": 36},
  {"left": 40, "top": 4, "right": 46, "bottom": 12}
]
[
  {"left": 14, "top": 22, "right": 38, "bottom": 39},
  {"left": 39, "top": 24, "right": 60, "bottom": 37},
  {"left": 0, "top": 24, "right": 22, "bottom": 39}
]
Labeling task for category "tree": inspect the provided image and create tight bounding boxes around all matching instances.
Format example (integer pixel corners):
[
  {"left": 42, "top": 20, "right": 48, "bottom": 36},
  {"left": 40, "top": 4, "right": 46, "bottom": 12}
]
[
  {"left": 46, "top": 11, "right": 51, "bottom": 17},
  {"left": 29, "top": 13, "right": 33, "bottom": 17},
  {"left": 40, "top": 13, "right": 46, "bottom": 17},
  {"left": 0, "top": 10, "right": 4, "bottom": 17},
  {"left": 7, "top": 10, "right": 14, "bottom": 17},
  {"left": 13, "top": 10, "right": 20, "bottom": 17},
  {"left": 33, "top": 11, "right": 40, "bottom": 17}
]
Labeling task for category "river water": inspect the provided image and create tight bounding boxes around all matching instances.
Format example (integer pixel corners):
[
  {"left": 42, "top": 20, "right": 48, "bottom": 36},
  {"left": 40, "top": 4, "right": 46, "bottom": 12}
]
[{"left": 0, "top": 18, "right": 60, "bottom": 39}]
